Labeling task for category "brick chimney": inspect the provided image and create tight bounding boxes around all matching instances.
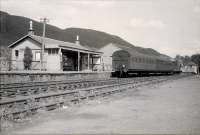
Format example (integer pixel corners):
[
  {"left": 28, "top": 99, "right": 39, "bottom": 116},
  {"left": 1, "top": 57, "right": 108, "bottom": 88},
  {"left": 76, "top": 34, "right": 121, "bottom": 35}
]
[
  {"left": 28, "top": 21, "right": 34, "bottom": 35},
  {"left": 75, "top": 35, "right": 80, "bottom": 44}
]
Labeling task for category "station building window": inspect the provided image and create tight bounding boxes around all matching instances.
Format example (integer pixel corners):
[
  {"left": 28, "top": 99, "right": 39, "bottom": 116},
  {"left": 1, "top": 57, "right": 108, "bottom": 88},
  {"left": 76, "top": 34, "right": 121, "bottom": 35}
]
[
  {"left": 35, "top": 52, "right": 41, "bottom": 61},
  {"left": 15, "top": 50, "right": 19, "bottom": 57},
  {"left": 48, "top": 48, "right": 58, "bottom": 55}
]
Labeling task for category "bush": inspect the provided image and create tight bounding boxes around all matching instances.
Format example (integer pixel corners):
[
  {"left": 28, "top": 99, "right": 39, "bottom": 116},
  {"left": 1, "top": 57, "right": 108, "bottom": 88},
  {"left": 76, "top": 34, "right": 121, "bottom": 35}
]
[{"left": 23, "top": 47, "right": 33, "bottom": 70}]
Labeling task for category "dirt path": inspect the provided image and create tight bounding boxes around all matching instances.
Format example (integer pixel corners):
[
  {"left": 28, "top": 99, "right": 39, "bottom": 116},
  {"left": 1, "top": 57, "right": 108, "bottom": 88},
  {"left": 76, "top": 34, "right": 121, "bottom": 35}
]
[{"left": 4, "top": 75, "right": 200, "bottom": 134}]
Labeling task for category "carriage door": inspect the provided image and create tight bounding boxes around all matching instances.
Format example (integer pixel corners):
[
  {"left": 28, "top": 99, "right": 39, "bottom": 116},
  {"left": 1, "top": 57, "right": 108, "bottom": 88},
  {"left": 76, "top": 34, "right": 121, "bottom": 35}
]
[{"left": 112, "top": 50, "right": 130, "bottom": 71}]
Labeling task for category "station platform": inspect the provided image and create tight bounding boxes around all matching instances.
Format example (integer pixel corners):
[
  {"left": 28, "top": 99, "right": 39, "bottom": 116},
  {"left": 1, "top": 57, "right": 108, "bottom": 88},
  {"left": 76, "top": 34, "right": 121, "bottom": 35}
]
[{"left": 0, "top": 71, "right": 113, "bottom": 84}]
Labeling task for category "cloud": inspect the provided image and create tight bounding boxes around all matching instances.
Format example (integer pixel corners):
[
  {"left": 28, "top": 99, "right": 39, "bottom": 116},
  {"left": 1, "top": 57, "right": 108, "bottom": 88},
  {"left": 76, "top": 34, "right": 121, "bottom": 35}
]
[
  {"left": 77, "top": 0, "right": 116, "bottom": 8},
  {"left": 193, "top": 6, "right": 200, "bottom": 13},
  {"left": 130, "top": 18, "right": 165, "bottom": 29},
  {"left": 39, "top": 0, "right": 116, "bottom": 9},
  {"left": 170, "top": 39, "right": 200, "bottom": 56},
  {"left": 1, "top": 0, "right": 200, "bottom": 57}
]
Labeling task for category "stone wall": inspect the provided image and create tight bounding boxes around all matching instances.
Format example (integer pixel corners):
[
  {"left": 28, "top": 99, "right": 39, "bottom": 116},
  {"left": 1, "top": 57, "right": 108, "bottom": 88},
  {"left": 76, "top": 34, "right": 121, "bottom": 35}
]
[{"left": 0, "top": 71, "right": 112, "bottom": 84}]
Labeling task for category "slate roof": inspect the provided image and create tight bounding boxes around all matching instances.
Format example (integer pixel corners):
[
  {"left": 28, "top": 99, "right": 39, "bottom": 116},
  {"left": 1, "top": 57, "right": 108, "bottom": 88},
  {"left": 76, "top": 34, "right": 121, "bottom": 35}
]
[{"left": 8, "top": 34, "right": 102, "bottom": 54}]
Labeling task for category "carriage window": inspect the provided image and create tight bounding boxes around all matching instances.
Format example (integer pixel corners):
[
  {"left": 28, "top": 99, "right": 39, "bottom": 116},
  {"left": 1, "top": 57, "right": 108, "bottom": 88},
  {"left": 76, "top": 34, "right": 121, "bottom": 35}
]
[
  {"left": 148, "top": 59, "right": 150, "bottom": 63},
  {"left": 137, "top": 58, "right": 139, "bottom": 63},
  {"left": 144, "top": 58, "right": 146, "bottom": 63},
  {"left": 147, "top": 59, "right": 149, "bottom": 63}
]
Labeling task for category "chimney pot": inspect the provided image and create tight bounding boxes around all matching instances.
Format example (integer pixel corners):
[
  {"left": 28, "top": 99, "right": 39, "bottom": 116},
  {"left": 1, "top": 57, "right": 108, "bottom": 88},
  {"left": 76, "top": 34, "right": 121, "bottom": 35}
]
[
  {"left": 75, "top": 35, "right": 80, "bottom": 44},
  {"left": 28, "top": 21, "right": 34, "bottom": 35}
]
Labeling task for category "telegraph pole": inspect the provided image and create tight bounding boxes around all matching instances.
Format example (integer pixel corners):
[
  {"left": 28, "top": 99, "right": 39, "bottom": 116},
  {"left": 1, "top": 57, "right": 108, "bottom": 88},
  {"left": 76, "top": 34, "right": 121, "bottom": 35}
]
[{"left": 40, "top": 18, "right": 49, "bottom": 71}]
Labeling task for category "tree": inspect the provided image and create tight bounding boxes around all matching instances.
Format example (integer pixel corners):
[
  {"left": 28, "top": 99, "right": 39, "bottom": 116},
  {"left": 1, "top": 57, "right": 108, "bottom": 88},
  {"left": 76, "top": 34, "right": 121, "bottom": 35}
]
[
  {"left": 175, "top": 55, "right": 182, "bottom": 61},
  {"left": 183, "top": 55, "right": 191, "bottom": 65},
  {"left": 191, "top": 54, "right": 200, "bottom": 74},
  {"left": 23, "top": 47, "right": 33, "bottom": 70},
  {"left": 0, "top": 46, "right": 12, "bottom": 70},
  {"left": 175, "top": 55, "right": 192, "bottom": 65}
]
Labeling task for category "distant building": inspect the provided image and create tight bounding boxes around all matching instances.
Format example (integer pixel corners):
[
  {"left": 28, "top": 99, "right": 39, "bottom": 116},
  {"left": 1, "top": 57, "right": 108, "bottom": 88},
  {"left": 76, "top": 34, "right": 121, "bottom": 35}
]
[
  {"left": 8, "top": 21, "right": 102, "bottom": 71},
  {"left": 99, "top": 43, "right": 122, "bottom": 71},
  {"left": 181, "top": 62, "right": 198, "bottom": 74}
]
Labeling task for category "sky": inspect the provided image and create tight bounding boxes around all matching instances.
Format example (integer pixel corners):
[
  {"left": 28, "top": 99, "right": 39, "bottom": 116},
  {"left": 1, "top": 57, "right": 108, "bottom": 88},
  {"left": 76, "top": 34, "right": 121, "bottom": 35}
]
[{"left": 1, "top": 0, "right": 200, "bottom": 58}]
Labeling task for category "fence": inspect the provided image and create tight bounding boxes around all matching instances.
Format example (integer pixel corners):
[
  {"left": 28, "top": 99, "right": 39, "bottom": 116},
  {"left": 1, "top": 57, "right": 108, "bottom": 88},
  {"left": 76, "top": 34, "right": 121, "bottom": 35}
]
[{"left": 1, "top": 60, "right": 47, "bottom": 71}]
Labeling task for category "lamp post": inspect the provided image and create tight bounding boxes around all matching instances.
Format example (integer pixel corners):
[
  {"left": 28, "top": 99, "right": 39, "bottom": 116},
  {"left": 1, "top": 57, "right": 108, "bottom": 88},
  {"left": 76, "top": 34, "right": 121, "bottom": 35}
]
[{"left": 40, "top": 18, "right": 49, "bottom": 71}]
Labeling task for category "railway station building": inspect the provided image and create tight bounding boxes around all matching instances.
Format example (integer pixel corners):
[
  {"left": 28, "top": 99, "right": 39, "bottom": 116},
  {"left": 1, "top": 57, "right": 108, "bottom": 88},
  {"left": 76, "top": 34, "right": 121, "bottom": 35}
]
[
  {"left": 7, "top": 21, "right": 134, "bottom": 72},
  {"left": 181, "top": 62, "right": 198, "bottom": 74},
  {"left": 8, "top": 21, "right": 175, "bottom": 73},
  {"left": 8, "top": 31, "right": 102, "bottom": 71}
]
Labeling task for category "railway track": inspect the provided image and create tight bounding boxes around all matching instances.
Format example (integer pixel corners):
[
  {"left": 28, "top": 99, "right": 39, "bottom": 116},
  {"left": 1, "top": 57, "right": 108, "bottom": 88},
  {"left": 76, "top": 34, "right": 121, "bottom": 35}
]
[
  {"left": 0, "top": 74, "right": 190, "bottom": 120},
  {"left": 0, "top": 78, "right": 131, "bottom": 99}
]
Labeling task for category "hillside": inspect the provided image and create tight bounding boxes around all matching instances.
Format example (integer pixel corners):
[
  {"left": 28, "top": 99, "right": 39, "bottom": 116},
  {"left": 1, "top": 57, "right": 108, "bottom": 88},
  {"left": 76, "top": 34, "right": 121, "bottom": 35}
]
[{"left": 0, "top": 11, "right": 167, "bottom": 57}]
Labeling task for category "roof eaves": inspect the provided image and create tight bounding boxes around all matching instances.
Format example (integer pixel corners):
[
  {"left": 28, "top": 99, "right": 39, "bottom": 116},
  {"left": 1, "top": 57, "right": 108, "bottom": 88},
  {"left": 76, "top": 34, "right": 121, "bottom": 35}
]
[
  {"left": 59, "top": 44, "right": 102, "bottom": 54},
  {"left": 8, "top": 34, "right": 29, "bottom": 48},
  {"left": 29, "top": 35, "right": 43, "bottom": 44},
  {"left": 8, "top": 34, "right": 43, "bottom": 48}
]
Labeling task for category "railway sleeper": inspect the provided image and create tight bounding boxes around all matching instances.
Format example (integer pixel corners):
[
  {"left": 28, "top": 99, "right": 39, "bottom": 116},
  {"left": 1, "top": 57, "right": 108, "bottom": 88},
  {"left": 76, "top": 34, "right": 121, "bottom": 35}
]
[
  {"left": 1, "top": 79, "right": 124, "bottom": 99},
  {"left": 1, "top": 83, "right": 134, "bottom": 109},
  {"left": 1, "top": 101, "right": 65, "bottom": 119},
  {"left": 1, "top": 76, "right": 184, "bottom": 119}
]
